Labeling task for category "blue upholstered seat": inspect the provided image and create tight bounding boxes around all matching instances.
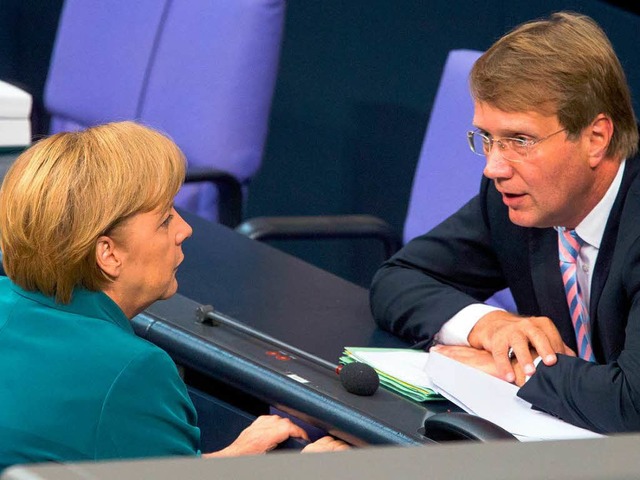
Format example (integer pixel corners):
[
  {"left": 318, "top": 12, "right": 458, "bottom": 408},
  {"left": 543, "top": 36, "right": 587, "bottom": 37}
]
[
  {"left": 44, "top": 0, "right": 286, "bottom": 225},
  {"left": 404, "top": 49, "right": 515, "bottom": 310}
]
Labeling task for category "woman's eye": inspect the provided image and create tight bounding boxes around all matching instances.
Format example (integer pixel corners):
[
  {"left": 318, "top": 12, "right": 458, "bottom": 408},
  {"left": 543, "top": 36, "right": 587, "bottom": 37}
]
[{"left": 161, "top": 215, "right": 173, "bottom": 228}]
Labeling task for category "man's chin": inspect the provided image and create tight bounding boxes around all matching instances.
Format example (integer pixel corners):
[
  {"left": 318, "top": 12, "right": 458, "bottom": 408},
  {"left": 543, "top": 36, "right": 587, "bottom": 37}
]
[
  {"left": 507, "top": 209, "right": 546, "bottom": 228},
  {"left": 509, "top": 209, "right": 559, "bottom": 228}
]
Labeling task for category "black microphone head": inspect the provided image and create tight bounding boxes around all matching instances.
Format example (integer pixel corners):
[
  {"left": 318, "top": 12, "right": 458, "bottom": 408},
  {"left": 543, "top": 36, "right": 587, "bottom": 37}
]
[{"left": 339, "top": 362, "right": 379, "bottom": 396}]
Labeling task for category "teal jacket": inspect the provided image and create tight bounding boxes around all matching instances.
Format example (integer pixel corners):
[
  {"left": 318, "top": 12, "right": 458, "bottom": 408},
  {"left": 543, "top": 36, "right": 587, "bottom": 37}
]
[{"left": 0, "top": 277, "right": 200, "bottom": 471}]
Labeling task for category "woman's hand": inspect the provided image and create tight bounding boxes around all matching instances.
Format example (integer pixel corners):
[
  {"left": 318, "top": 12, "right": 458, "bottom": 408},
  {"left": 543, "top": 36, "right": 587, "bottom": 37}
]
[
  {"left": 204, "top": 415, "right": 310, "bottom": 457},
  {"left": 301, "top": 435, "right": 350, "bottom": 453}
]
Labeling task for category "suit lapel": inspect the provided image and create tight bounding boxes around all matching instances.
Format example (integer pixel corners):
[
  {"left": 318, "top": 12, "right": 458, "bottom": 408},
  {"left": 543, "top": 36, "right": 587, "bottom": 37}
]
[{"left": 590, "top": 159, "right": 640, "bottom": 333}]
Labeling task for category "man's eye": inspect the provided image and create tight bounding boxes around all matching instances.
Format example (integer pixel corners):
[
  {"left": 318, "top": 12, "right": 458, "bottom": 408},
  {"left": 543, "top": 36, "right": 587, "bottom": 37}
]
[{"left": 506, "top": 137, "right": 528, "bottom": 149}]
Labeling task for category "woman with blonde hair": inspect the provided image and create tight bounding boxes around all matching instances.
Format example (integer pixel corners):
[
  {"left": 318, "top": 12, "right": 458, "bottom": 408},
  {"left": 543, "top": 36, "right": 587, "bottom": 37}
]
[{"left": 0, "top": 121, "right": 347, "bottom": 471}]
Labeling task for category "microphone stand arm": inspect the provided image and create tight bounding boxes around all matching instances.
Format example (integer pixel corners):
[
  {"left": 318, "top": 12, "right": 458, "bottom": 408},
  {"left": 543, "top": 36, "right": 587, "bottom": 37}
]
[{"left": 195, "top": 304, "right": 338, "bottom": 373}]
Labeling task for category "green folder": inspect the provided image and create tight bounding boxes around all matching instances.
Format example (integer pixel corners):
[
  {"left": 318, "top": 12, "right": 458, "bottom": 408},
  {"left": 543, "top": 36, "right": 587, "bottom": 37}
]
[{"left": 341, "top": 347, "right": 444, "bottom": 402}]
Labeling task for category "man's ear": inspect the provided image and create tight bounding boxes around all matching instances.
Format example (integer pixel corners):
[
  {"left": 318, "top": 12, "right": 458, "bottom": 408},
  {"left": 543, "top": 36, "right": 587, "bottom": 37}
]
[
  {"left": 588, "top": 114, "right": 614, "bottom": 168},
  {"left": 96, "top": 235, "right": 122, "bottom": 279}
]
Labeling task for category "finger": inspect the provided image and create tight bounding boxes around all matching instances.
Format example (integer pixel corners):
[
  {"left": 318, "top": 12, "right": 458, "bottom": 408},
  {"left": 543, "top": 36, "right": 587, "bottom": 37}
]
[
  {"left": 510, "top": 339, "right": 535, "bottom": 377},
  {"left": 310, "top": 436, "right": 334, "bottom": 445},
  {"left": 526, "top": 333, "right": 558, "bottom": 367},
  {"left": 272, "top": 417, "right": 310, "bottom": 442},
  {"left": 516, "top": 318, "right": 564, "bottom": 367},
  {"left": 492, "top": 342, "right": 515, "bottom": 383},
  {"left": 279, "top": 417, "right": 310, "bottom": 442},
  {"left": 287, "top": 424, "right": 310, "bottom": 441},
  {"left": 531, "top": 317, "right": 566, "bottom": 353},
  {"left": 302, "top": 436, "right": 350, "bottom": 453},
  {"left": 319, "top": 440, "right": 350, "bottom": 452},
  {"left": 254, "top": 416, "right": 310, "bottom": 442},
  {"left": 564, "top": 344, "right": 577, "bottom": 357}
]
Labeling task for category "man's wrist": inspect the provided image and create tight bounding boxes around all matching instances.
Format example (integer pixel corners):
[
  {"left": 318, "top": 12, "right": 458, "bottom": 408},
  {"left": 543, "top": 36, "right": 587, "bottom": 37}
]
[{"left": 439, "top": 304, "right": 502, "bottom": 346}]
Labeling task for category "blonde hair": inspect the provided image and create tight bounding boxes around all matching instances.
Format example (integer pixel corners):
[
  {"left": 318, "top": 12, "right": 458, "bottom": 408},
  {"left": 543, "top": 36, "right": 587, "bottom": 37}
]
[
  {"left": 470, "top": 11, "right": 638, "bottom": 159},
  {"left": 0, "top": 121, "right": 186, "bottom": 303}
]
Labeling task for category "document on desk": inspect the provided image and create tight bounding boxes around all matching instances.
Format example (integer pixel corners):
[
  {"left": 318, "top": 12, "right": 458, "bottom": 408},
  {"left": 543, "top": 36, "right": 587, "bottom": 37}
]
[
  {"left": 341, "top": 347, "right": 444, "bottom": 402},
  {"left": 426, "top": 351, "right": 603, "bottom": 442}
]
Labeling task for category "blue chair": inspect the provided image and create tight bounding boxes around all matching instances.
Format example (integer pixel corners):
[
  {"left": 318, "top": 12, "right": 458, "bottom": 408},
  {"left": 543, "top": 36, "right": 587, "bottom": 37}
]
[
  {"left": 237, "top": 49, "right": 516, "bottom": 311},
  {"left": 44, "top": 0, "right": 286, "bottom": 226},
  {"left": 402, "top": 49, "right": 515, "bottom": 310},
  {"left": 403, "top": 49, "right": 484, "bottom": 243}
]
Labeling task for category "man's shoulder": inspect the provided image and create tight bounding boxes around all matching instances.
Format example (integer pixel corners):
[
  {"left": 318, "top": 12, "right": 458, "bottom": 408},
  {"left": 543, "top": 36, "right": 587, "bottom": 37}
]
[{"left": 626, "top": 156, "right": 640, "bottom": 192}]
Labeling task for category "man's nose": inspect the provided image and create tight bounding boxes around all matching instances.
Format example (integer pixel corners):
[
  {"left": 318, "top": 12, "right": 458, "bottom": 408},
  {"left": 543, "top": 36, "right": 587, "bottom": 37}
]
[{"left": 483, "top": 148, "right": 513, "bottom": 180}]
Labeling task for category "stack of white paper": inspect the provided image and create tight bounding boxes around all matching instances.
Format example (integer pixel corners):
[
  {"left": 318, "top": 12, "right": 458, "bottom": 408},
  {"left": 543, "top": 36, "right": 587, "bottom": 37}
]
[
  {"left": 426, "top": 351, "right": 603, "bottom": 441},
  {"left": 0, "top": 80, "right": 32, "bottom": 147}
]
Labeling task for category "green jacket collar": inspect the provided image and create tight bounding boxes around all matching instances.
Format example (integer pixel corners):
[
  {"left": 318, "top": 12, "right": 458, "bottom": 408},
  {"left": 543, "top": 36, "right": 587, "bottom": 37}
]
[{"left": 8, "top": 279, "right": 133, "bottom": 334}]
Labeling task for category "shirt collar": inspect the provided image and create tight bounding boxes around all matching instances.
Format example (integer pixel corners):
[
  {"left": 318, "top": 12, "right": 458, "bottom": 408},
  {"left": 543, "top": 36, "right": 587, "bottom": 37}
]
[
  {"left": 10, "top": 280, "right": 133, "bottom": 333},
  {"left": 570, "top": 159, "right": 626, "bottom": 249}
]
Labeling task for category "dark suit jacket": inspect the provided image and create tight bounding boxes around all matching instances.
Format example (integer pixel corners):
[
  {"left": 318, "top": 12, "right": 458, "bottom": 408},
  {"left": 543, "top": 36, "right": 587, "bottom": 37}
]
[{"left": 370, "top": 158, "right": 640, "bottom": 434}]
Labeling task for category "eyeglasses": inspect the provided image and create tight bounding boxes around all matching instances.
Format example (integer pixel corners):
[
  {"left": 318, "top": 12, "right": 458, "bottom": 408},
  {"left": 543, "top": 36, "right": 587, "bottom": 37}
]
[{"left": 467, "top": 128, "right": 567, "bottom": 163}]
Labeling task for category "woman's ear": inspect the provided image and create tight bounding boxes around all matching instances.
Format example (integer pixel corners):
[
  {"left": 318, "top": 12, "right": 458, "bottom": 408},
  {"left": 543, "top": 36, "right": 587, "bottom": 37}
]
[
  {"left": 588, "top": 114, "right": 614, "bottom": 168},
  {"left": 95, "top": 235, "right": 122, "bottom": 279}
]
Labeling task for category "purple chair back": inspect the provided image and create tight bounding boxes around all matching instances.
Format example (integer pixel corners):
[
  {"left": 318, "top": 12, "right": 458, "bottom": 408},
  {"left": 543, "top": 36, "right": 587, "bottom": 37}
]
[
  {"left": 403, "top": 49, "right": 515, "bottom": 311},
  {"left": 44, "top": 0, "right": 286, "bottom": 222}
]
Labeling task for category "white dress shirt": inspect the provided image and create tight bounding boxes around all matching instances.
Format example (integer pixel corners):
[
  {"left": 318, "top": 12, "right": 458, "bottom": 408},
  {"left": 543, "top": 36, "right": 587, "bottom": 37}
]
[{"left": 435, "top": 160, "right": 626, "bottom": 346}]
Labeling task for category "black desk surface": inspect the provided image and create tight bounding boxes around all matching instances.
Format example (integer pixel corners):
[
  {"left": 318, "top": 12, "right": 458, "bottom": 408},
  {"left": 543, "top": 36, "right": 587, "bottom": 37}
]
[
  {"left": 136, "top": 210, "right": 454, "bottom": 446},
  {"left": 175, "top": 210, "right": 408, "bottom": 362}
]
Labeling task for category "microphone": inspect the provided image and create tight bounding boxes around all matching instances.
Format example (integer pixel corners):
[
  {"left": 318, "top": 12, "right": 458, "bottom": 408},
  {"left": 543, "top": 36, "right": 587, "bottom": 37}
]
[
  {"left": 337, "top": 362, "right": 380, "bottom": 396},
  {"left": 195, "top": 304, "right": 379, "bottom": 396}
]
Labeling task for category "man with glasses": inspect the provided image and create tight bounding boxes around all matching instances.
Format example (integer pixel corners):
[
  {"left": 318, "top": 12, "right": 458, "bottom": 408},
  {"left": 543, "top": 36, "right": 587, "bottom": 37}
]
[{"left": 370, "top": 11, "right": 640, "bottom": 434}]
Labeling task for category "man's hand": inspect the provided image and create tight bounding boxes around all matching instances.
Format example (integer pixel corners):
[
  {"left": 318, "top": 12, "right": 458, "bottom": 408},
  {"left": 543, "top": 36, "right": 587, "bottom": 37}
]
[
  {"left": 430, "top": 345, "right": 499, "bottom": 378},
  {"left": 431, "top": 345, "right": 522, "bottom": 384},
  {"left": 205, "top": 415, "right": 310, "bottom": 457},
  {"left": 468, "top": 310, "right": 574, "bottom": 383}
]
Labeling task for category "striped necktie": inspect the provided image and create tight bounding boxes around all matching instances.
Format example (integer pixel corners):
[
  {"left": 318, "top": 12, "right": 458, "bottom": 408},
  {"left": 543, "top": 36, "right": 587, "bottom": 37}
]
[{"left": 558, "top": 228, "right": 595, "bottom": 362}]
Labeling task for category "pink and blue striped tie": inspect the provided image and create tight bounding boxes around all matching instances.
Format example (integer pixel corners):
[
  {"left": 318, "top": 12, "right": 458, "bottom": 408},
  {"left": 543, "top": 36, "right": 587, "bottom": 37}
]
[{"left": 558, "top": 228, "right": 595, "bottom": 362}]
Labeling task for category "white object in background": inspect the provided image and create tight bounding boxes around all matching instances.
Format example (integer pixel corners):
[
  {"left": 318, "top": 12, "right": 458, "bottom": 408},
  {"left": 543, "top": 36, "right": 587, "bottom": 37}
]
[{"left": 0, "top": 80, "right": 32, "bottom": 147}]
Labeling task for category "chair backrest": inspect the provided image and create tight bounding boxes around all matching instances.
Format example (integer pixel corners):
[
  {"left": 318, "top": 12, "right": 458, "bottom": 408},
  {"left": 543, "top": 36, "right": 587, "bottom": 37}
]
[
  {"left": 403, "top": 49, "right": 515, "bottom": 311},
  {"left": 44, "top": 0, "right": 286, "bottom": 222},
  {"left": 404, "top": 49, "right": 483, "bottom": 243}
]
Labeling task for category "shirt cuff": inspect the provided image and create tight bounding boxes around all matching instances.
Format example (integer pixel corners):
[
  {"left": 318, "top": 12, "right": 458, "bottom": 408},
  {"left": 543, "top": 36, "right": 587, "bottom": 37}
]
[{"left": 435, "top": 303, "right": 504, "bottom": 346}]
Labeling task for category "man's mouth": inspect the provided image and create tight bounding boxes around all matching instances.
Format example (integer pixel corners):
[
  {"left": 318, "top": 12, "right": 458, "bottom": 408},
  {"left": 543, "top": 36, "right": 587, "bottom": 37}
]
[{"left": 499, "top": 190, "right": 527, "bottom": 208}]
